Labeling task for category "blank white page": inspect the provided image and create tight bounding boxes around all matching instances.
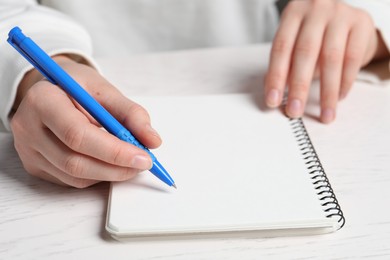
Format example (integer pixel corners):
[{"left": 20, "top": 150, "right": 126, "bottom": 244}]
[{"left": 106, "top": 94, "right": 336, "bottom": 238}]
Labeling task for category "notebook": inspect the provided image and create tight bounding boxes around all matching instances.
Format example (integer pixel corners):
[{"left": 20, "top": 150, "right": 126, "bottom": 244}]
[{"left": 105, "top": 93, "right": 344, "bottom": 240}]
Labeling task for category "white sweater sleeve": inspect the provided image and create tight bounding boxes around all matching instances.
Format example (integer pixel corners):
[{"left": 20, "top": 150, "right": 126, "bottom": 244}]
[{"left": 0, "top": 0, "right": 97, "bottom": 131}]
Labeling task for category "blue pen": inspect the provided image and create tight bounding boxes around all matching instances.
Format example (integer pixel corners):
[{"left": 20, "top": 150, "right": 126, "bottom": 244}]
[{"left": 7, "top": 26, "right": 176, "bottom": 189}]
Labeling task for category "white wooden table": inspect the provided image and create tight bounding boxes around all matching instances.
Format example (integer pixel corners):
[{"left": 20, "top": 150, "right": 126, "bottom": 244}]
[{"left": 1, "top": 44, "right": 390, "bottom": 259}]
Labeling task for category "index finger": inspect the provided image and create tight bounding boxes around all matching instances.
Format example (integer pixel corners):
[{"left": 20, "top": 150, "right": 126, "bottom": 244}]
[
  {"left": 265, "top": 2, "right": 306, "bottom": 108},
  {"left": 39, "top": 85, "right": 152, "bottom": 170},
  {"left": 286, "top": 8, "right": 329, "bottom": 118}
]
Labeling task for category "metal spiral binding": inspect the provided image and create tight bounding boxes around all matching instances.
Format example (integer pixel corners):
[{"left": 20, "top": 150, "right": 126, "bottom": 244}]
[{"left": 290, "top": 118, "right": 345, "bottom": 229}]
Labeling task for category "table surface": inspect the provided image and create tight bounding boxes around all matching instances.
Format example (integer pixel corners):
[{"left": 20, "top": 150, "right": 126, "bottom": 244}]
[{"left": 1, "top": 44, "right": 390, "bottom": 259}]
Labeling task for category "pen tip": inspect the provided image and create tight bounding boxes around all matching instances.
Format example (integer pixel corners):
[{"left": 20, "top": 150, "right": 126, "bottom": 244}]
[{"left": 172, "top": 183, "right": 177, "bottom": 189}]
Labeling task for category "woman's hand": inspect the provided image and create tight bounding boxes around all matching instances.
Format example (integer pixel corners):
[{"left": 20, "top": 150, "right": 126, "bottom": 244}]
[
  {"left": 265, "top": 0, "right": 389, "bottom": 123},
  {"left": 11, "top": 56, "right": 161, "bottom": 188}
]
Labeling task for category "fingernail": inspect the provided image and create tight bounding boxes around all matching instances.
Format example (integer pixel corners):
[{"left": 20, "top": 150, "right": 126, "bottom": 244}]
[
  {"left": 131, "top": 155, "right": 152, "bottom": 170},
  {"left": 321, "top": 108, "right": 335, "bottom": 124},
  {"left": 266, "top": 89, "right": 280, "bottom": 107},
  {"left": 287, "top": 99, "right": 302, "bottom": 118}
]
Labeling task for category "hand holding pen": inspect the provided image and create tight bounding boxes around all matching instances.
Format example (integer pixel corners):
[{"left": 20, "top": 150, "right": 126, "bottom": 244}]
[{"left": 9, "top": 30, "right": 171, "bottom": 188}]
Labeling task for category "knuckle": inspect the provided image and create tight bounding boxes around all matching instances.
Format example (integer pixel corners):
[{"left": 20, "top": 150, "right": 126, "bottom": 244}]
[
  {"left": 15, "top": 148, "right": 37, "bottom": 174},
  {"left": 13, "top": 142, "right": 31, "bottom": 166},
  {"left": 356, "top": 9, "right": 373, "bottom": 22},
  {"left": 23, "top": 86, "right": 40, "bottom": 106},
  {"left": 348, "top": 7, "right": 374, "bottom": 28},
  {"left": 272, "top": 38, "right": 291, "bottom": 55},
  {"left": 64, "top": 155, "right": 84, "bottom": 177},
  {"left": 344, "top": 49, "right": 361, "bottom": 65},
  {"left": 123, "top": 103, "right": 150, "bottom": 125},
  {"left": 335, "top": 2, "right": 348, "bottom": 13},
  {"left": 13, "top": 140, "right": 23, "bottom": 154},
  {"left": 285, "top": 0, "right": 305, "bottom": 13},
  {"left": 10, "top": 116, "right": 24, "bottom": 135},
  {"left": 128, "top": 103, "right": 147, "bottom": 117},
  {"left": 25, "top": 170, "right": 41, "bottom": 178},
  {"left": 310, "top": 0, "right": 326, "bottom": 9},
  {"left": 290, "top": 79, "right": 310, "bottom": 94},
  {"left": 266, "top": 71, "right": 285, "bottom": 87},
  {"left": 64, "top": 124, "right": 86, "bottom": 151},
  {"left": 322, "top": 48, "right": 344, "bottom": 65},
  {"left": 28, "top": 169, "right": 41, "bottom": 178},
  {"left": 111, "top": 143, "right": 126, "bottom": 165},
  {"left": 321, "top": 88, "right": 339, "bottom": 101},
  {"left": 294, "top": 42, "right": 317, "bottom": 58},
  {"left": 22, "top": 161, "right": 44, "bottom": 179},
  {"left": 23, "top": 163, "right": 39, "bottom": 177},
  {"left": 24, "top": 83, "right": 50, "bottom": 111}
]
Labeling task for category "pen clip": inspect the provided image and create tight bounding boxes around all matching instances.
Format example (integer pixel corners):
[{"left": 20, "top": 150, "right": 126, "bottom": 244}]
[{"left": 7, "top": 31, "right": 56, "bottom": 84}]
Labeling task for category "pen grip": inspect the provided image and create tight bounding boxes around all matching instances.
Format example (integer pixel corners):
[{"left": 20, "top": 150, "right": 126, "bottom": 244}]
[{"left": 117, "top": 128, "right": 156, "bottom": 161}]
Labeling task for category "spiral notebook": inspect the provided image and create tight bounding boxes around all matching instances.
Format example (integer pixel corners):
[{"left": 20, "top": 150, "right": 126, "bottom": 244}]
[{"left": 106, "top": 93, "right": 345, "bottom": 240}]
